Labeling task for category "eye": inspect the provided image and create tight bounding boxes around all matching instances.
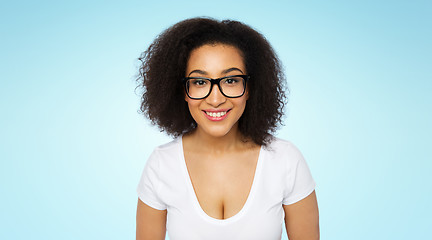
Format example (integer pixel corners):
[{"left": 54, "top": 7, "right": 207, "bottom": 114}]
[
  {"left": 226, "top": 78, "right": 237, "bottom": 84},
  {"left": 191, "top": 79, "right": 207, "bottom": 86},
  {"left": 222, "top": 77, "right": 240, "bottom": 85}
]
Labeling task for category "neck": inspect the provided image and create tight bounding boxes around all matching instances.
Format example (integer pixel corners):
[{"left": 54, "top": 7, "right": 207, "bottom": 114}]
[{"left": 185, "top": 125, "right": 248, "bottom": 154}]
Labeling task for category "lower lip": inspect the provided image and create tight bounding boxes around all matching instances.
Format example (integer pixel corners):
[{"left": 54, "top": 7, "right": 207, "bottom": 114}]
[{"left": 203, "top": 111, "right": 230, "bottom": 121}]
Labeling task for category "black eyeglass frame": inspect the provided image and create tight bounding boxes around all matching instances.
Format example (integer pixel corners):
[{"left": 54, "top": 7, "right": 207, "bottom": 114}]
[{"left": 182, "top": 75, "right": 250, "bottom": 100}]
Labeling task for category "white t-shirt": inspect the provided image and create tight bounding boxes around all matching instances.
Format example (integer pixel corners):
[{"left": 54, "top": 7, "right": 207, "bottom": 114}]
[{"left": 137, "top": 137, "right": 316, "bottom": 240}]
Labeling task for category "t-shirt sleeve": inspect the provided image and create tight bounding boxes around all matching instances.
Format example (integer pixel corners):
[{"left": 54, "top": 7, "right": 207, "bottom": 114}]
[
  {"left": 282, "top": 143, "right": 316, "bottom": 205},
  {"left": 136, "top": 150, "right": 167, "bottom": 210}
]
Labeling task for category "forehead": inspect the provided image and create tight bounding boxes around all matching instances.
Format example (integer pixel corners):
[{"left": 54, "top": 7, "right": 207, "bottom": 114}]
[{"left": 186, "top": 44, "right": 246, "bottom": 75}]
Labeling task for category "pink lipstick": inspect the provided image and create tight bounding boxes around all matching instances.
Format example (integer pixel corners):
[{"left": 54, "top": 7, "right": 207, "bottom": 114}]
[{"left": 202, "top": 109, "right": 230, "bottom": 121}]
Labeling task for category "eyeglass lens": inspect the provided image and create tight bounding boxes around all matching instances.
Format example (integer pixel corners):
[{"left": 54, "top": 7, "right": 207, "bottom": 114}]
[{"left": 186, "top": 76, "right": 245, "bottom": 98}]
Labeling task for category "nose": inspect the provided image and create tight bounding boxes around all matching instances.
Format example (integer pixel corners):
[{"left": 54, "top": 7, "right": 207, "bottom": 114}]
[{"left": 205, "top": 84, "right": 226, "bottom": 107}]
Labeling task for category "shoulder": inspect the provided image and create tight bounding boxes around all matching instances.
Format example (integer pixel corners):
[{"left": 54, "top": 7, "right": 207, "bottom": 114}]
[
  {"left": 262, "top": 137, "right": 308, "bottom": 171},
  {"left": 266, "top": 137, "right": 304, "bottom": 159},
  {"left": 146, "top": 137, "right": 181, "bottom": 164},
  {"left": 153, "top": 137, "right": 181, "bottom": 152}
]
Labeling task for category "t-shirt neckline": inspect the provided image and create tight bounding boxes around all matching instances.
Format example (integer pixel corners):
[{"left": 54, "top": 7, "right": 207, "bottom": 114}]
[{"left": 177, "top": 136, "right": 264, "bottom": 225}]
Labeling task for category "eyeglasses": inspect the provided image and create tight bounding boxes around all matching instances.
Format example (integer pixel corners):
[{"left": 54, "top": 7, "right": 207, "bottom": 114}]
[{"left": 182, "top": 75, "right": 249, "bottom": 100}]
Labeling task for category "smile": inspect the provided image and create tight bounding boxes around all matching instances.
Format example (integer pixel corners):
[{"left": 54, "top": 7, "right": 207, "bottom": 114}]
[{"left": 203, "top": 109, "right": 231, "bottom": 121}]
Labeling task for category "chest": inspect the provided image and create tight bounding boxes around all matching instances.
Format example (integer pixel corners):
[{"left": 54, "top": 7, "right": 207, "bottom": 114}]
[{"left": 183, "top": 149, "right": 260, "bottom": 220}]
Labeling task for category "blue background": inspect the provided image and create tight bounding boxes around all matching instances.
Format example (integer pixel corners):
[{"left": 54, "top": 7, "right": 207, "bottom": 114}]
[{"left": 1, "top": 0, "right": 431, "bottom": 239}]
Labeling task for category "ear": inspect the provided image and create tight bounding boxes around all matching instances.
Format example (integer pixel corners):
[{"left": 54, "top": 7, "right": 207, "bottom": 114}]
[{"left": 245, "top": 86, "right": 249, "bottom": 100}]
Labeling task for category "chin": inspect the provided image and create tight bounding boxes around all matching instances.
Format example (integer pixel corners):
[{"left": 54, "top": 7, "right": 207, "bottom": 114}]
[{"left": 199, "top": 126, "right": 234, "bottom": 138}]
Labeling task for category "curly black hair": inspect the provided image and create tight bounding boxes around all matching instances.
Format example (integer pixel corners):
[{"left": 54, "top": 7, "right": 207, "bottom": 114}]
[{"left": 136, "top": 17, "right": 287, "bottom": 146}]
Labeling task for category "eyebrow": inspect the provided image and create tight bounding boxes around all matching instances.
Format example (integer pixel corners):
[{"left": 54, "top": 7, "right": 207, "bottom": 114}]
[{"left": 188, "top": 67, "right": 244, "bottom": 76}]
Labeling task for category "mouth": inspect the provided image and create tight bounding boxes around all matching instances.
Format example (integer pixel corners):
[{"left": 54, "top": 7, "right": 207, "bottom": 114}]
[{"left": 202, "top": 109, "right": 231, "bottom": 121}]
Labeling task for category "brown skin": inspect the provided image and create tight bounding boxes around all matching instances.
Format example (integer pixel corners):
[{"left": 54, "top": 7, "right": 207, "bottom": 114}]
[
  {"left": 136, "top": 199, "right": 167, "bottom": 240},
  {"left": 283, "top": 191, "right": 320, "bottom": 240},
  {"left": 136, "top": 44, "right": 319, "bottom": 239},
  {"left": 184, "top": 44, "right": 249, "bottom": 141},
  {"left": 181, "top": 132, "right": 260, "bottom": 220}
]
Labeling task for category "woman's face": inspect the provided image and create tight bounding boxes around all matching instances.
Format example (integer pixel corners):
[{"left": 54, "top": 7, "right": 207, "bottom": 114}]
[{"left": 185, "top": 44, "right": 248, "bottom": 138}]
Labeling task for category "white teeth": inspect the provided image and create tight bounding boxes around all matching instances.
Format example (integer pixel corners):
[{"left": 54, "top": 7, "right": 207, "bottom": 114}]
[{"left": 206, "top": 111, "right": 227, "bottom": 117}]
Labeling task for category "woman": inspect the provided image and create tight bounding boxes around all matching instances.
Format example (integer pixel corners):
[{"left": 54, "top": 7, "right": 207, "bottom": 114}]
[{"left": 136, "top": 17, "right": 319, "bottom": 240}]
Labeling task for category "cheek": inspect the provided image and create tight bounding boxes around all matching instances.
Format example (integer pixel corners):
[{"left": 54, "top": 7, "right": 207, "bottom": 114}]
[
  {"left": 186, "top": 99, "right": 201, "bottom": 114},
  {"left": 233, "top": 98, "right": 248, "bottom": 117},
  {"left": 236, "top": 97, "right": 248, "bottom": 107}
]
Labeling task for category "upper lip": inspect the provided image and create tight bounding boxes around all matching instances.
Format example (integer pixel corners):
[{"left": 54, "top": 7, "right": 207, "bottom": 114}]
[{"left": 203, "top": 109, "right": 231, "bottom": 113}]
